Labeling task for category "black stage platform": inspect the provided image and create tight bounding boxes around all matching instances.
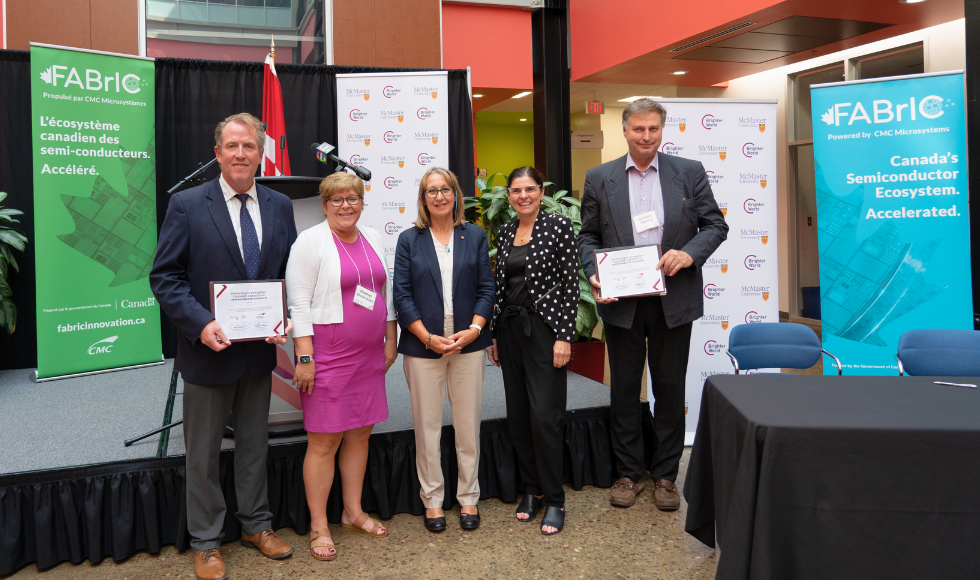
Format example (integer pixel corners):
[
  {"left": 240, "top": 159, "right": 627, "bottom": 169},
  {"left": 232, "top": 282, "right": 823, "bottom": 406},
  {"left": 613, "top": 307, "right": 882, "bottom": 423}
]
[{"left": 0, "top": 357, "right": 657, "bottom": 574}]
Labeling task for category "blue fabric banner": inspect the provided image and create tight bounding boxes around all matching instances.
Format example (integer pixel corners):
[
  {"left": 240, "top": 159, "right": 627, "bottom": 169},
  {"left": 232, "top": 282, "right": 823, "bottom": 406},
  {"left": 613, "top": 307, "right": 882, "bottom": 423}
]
[{"left": 810, "top": 72, "right": 972, "bottom": 375}]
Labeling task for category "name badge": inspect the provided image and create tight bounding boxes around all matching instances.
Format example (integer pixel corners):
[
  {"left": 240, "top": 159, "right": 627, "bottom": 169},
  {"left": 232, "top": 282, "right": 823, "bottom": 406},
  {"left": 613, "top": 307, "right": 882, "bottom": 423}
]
[
  {"left": 353, "top": 285, "right": 377, "bottom": 310},
  {"left": 633, "top": 210, "right": 661, "bottom": 233}
]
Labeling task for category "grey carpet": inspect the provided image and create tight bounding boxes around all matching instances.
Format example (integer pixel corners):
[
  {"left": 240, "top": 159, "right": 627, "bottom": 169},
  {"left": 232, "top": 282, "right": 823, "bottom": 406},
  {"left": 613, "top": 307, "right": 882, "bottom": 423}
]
[{"left": 1, "top": 355, "right": 610, "bottom": 473}]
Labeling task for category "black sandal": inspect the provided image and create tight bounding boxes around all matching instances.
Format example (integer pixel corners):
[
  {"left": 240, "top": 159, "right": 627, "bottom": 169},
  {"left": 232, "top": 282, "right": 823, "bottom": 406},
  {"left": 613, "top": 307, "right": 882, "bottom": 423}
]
[
  {"left": 540, "top": 505, "right": 565, "bottom": 536},
  {"left": 516, "top": 494, "right": 542, "bottom": 522}
]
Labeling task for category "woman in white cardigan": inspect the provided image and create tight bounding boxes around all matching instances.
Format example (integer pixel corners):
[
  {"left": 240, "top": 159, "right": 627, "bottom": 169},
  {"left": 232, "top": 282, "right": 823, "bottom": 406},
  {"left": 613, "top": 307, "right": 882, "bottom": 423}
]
[{"left": 285, "top": 172, "right": 397, "bottom": 561}]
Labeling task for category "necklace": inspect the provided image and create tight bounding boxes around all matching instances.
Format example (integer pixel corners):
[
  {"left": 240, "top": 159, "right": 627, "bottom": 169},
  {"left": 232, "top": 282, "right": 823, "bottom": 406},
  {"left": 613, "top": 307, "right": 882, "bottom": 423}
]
[
  {"left": 517, "top": 223, "right": 533, "bottom": 243},
  {"left": 432, "top": 228, "right": 452, "bottom": 253}
]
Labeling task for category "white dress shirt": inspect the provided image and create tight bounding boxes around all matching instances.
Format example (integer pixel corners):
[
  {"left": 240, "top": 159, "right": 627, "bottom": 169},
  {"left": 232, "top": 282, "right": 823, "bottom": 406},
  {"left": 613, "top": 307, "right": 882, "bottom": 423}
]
[
  {"left": 431, "top": 232, "right": 454, "bottom": 316},
  {"left": 626, "top": 153, "right": 664, "bottom": 246},
  {"left": 219, "top": 174, "right": 262, "bottom": 259}
]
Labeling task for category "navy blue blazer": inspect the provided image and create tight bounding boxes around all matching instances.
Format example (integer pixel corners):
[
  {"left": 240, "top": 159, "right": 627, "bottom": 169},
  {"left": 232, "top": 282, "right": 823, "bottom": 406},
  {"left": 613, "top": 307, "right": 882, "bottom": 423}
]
[
  {"left": 149, "top": 178, "right": 297, "bottom": 385},
  {"left": 393, "top": 223, "right": 495, "bottom": 358}
]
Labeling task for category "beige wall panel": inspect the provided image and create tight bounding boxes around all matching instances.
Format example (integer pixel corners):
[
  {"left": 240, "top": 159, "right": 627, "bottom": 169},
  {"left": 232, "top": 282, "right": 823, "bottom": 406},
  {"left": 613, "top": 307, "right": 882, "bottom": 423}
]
[
  {"left": 334, "top": 0, "right": 377, "bottom": 66},
  {"left": 7, "top": 0, "right": 91, "bottom": 51},
  {"left": 91, "top": 0, "right": 138, "bottom": 55},
  {"left": 374, "top": 0, "right": 440, "bottom": 68}
]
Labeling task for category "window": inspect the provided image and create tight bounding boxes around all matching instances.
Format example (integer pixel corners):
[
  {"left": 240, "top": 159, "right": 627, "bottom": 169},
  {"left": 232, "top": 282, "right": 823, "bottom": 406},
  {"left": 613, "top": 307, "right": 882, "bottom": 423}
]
[
  {"left": 854, "top": 43, "right": 924, "bottom": 80},
  {"left": 145, "top": 0, "right": 326, "bottom": 64}
]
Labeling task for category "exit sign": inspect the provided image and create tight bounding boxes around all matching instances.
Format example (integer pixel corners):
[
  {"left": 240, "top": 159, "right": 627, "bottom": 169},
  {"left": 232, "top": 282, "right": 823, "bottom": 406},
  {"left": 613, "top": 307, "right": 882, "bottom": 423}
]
[{"left": 586, "top": 100, "right": 605, "bottom": 114}]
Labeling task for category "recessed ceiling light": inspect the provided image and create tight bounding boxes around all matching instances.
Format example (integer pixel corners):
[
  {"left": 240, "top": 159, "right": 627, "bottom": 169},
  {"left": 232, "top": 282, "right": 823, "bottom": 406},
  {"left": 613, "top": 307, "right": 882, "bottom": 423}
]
[
  {"left": 473, "top": 94, "right": 484, "bottom": 97},
  {"left": 899, "top": 0, "right": 926, "bottom": 3},
  {"left": 519, "top": 118, "right": 527, "bottom": 121},
  {"left": 618, "top": 96, "right": 663, "bottom": 102},
  {"left": 512, "top": 91, "right": 532, "bottom": 98},
  {"left": 671, "top": 71, "right": 688, "bottom": 75}
]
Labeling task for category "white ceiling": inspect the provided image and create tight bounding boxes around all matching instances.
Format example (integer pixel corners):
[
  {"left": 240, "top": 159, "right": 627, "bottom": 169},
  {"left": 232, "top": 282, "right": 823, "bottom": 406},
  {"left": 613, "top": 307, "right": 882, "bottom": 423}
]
[{"left": 480, "top": 82, "right": 681, "bottom": 112}]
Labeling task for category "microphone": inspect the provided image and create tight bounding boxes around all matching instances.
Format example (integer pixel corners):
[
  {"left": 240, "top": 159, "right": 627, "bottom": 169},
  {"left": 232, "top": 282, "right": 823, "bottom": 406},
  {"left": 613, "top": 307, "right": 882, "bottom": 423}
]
[{"left": 310, "top": 142, "right": 372, "bottom": 182}]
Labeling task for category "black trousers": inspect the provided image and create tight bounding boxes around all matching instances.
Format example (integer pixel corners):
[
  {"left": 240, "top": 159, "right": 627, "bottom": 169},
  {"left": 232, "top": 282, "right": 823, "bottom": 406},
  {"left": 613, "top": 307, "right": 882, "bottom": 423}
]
[
  {"left": 498, "top": 309, "right": 567, "bottom": 505},
  {"left": 605, "top": 296, "right": 692, "bottom": 483}
]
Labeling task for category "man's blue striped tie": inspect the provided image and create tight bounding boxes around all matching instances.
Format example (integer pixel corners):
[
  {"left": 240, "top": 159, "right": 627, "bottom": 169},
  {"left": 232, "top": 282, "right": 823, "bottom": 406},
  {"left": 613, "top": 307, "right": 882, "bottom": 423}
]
[{"left": 236, "top": 194, "right": 260, "bottom": 280}]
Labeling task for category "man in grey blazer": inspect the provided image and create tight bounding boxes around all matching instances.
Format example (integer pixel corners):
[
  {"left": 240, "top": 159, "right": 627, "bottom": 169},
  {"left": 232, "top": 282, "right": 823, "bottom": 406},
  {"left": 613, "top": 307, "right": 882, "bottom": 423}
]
[{"left": 579, "top": 99, "right": 728, "bottom": 511}]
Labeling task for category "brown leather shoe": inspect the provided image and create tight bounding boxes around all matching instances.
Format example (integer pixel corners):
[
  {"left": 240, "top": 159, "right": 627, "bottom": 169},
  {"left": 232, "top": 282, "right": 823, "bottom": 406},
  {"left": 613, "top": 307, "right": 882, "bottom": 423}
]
[
  {"left": 653, "top": 479, "right": 681, "bottom": 511},
  {"left": 609, "top": 477, "right": 645, "bottom": 507},
  {"left": 241, "top": 529, "right": 293, "bottom": 560},
  {"left": 194, "top": 548, "right": 227, "bottom": 580}
]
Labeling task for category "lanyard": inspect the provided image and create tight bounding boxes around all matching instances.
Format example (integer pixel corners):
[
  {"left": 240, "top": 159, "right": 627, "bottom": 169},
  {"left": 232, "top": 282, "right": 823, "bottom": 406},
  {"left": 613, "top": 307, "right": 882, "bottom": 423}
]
[{"left": 333, "top": 232, "right": 376, "bottom": 293}]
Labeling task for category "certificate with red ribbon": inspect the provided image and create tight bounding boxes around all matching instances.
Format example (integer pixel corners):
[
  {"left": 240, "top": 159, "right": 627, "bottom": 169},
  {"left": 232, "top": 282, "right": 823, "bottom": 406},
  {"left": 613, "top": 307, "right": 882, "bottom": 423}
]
[
  {"left": 209, "top": 279, "right": 287, "bottom": 342},
  {"left": 594, "top": 245, "right": 666, "bottom": 299}
]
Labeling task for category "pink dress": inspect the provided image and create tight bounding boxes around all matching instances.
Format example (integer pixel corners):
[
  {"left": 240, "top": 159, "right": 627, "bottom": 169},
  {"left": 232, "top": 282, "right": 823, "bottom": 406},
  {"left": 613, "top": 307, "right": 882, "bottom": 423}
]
[{"left": 302, "top": 234, "right": 389, "bottom": 433}]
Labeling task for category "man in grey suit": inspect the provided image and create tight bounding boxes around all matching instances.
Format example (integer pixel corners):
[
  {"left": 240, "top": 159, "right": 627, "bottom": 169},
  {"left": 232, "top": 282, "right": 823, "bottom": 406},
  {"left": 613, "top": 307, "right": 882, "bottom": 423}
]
[{"left": 579, "top": 99, "right": 728, "bottom": 511}]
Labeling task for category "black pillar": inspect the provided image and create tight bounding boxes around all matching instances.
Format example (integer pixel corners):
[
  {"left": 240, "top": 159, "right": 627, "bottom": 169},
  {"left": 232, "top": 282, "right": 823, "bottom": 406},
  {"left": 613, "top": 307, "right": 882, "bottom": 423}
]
[
  {"left": 967, "top": 0, "right": 980, "bottom": 329},
  {"left": 531, "top": 0, "right": 571, "bottom": 192}
]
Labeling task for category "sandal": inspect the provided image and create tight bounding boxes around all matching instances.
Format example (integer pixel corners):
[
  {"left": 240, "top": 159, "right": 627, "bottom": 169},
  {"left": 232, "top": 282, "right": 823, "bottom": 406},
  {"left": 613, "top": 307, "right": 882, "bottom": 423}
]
[
  {"left": 516, "top": 494, "right": 542, "bottom": 523},
  {"left": 540, "top": 505, "right": 565, "bottom": 536},
  {"left": 309, "top": 529, "right": 336, "bottom": 561},
  {"left": 342, "top": 512, "right": 389, "bottom": 538}
]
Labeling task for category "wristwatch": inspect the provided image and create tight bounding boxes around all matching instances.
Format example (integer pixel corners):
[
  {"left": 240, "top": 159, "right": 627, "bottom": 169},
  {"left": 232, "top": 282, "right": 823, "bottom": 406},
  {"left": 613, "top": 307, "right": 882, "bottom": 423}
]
[{"left": 298, "top": 355, "right": 312, "bottom": 364}]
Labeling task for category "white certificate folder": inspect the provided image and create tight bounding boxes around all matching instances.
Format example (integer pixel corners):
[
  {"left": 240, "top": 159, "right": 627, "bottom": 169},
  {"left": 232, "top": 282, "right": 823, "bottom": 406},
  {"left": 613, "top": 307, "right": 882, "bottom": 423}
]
[
  {"left": 209, "top": 279, "right": 287, "bottom": 342},
  {"left": 594, "top": 244, "right": 666, "bottom": 300}
]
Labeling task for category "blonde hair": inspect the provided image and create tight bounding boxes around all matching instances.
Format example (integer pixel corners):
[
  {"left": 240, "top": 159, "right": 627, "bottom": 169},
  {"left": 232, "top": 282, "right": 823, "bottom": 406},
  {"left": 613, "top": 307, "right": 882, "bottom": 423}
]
[
  {"left": 413, "top": 167, "right": 465, "bottom": 229},
  {"left": 215, "top": 112, "right": 266, "bottom": 149},
  {"left": 318, "top": 172, "right": 365, "bottom": 205}
]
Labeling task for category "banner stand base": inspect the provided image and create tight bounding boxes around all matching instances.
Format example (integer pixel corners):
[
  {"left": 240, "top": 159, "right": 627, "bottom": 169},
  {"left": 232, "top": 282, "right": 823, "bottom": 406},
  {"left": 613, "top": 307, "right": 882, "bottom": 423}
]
[{"left": 34, "top": 359, "right": 165, "bottom": 383}]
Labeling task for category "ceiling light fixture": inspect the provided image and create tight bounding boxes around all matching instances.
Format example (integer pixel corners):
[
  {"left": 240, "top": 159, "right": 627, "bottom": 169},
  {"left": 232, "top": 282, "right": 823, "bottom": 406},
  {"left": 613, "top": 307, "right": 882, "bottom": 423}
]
[
  {"left": 618, "top": 96, "right": 663, "bottom": 102},
  {"left": 473, "top": 94, "right": 484, "bottom": 97},
  {"left": 899, "top": 0, "right": 926, "bottom": 3},
  {"left": 512, "top": 91, "right": 532, "bottom": 98},
  {"left": 671, "top": 71, "right": 688, "bottom": 75},
  {"left": 519, "top": 118, "right": 527, "bottom": 121}
]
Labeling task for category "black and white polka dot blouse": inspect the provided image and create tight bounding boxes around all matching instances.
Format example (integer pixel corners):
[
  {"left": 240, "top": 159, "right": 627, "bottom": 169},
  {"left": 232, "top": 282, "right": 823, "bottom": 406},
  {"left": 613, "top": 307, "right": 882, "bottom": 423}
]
[{"left": 492, "top": 212, "right": 580, "bottom": 343}]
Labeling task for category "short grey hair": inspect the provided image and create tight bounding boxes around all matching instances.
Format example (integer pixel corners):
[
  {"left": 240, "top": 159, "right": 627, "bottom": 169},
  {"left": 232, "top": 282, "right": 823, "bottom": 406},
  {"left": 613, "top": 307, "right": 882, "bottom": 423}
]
[
  {"left": 215, "top": 112, "right": 266, "bottom": 149},
  {"left": 622, "top": 99, "right": 668, "bottom": 129}
]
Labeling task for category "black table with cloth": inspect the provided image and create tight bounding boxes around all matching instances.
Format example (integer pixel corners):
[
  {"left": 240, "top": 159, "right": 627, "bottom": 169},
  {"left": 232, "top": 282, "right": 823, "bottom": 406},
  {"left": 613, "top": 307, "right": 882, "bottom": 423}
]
[{"left": 683, "top": 374, "right": 980, "bottom": 580}]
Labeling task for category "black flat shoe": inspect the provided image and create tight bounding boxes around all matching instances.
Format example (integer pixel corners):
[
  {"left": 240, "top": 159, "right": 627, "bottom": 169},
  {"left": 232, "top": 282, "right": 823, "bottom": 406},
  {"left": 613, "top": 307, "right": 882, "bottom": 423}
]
[
  {"left": 516, "top": 494, "right": 542, "bottom": 523},
  {"left": 540, "top": 505, "right": 565, "bottom": 536},
  {"left": 460, "top": 511, "right": 481, "bottom": 530},
  {"left": 423, "top": 516, "right": 446, "bottom": 533}
]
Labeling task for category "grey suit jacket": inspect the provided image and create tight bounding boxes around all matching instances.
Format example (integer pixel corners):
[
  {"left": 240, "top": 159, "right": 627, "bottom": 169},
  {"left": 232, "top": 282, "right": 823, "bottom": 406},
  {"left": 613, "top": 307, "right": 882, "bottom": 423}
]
[{"left": 578, "top": 153, "right": 728, "bottom": 330}]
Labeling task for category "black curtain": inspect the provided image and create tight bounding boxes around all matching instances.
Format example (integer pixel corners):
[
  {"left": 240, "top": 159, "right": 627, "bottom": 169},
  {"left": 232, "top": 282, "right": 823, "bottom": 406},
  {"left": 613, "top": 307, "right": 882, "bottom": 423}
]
[
  {"left": 0, "top": 405, "right": 656, "bottom": 575},
  {"left": 0, "top": 53, "right": 475, "bottom": 367},
  {"left": 0, "top": 51, "right": 36, "bottom": 371}
]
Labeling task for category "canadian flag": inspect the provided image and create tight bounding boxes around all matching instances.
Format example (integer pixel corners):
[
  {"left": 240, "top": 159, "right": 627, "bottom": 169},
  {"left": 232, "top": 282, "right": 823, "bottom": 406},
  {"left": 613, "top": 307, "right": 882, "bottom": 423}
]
[{"left": 262, "top": 50, "right": 291, "bottom": 176}]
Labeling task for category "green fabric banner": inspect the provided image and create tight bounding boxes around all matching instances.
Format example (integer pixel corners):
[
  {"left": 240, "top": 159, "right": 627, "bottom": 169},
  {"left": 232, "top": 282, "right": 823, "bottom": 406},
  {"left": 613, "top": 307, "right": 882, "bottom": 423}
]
[{"left": 31, "top": 44, "right": 161, "bottom": 379}]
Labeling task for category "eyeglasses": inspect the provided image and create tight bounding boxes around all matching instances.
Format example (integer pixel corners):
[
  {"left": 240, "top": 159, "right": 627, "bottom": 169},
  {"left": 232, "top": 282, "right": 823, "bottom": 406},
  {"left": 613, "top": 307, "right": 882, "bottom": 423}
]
[
  {"left": 424, "top": 187, "right": 455, "bottom": 199},
  {"left": 507, "top": 185, "right": 541, "bottom": 196},
  {"left": 327, "top": 195, "right": 363, "bottom": 207}
]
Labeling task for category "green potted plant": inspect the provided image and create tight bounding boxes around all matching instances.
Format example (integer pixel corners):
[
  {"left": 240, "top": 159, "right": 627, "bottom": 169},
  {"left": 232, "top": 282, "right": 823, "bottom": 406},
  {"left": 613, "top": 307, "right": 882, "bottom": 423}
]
[
  {"left": 0, "top": 191, "right": 28, "bottom": 334},
  {"left": 465, "top": 177, "right": 605, "bottom": 382}
]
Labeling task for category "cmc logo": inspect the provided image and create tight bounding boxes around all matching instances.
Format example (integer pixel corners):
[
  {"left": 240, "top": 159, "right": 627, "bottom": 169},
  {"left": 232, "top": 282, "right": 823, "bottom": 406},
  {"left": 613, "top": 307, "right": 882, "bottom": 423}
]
[
  {"left": 418, "top": 152, "right": 436, "bottom": 165},
  {"left": 349, "top": 154, "right": 368, "bottom": 166},
  {"left": 382, "top": 85, "right": 401, "bottom": 98},
  {"left": 88, "top": 335, "right": 118, "bottom": 355},
  {"left": 742, "top": 143, "right": 763, "bottom": 157},
  {"left": 40, "top": 66, "right": 142, "bottom": 93},
  {"left": 701, "top": 114, "right": 723, "bottom": 129},
  {"left": 703, "top": 340, "right": 726, "bottom": 355},
  {"left": 703, "top": 284, "right": 725, "bottom": 299},
  {"left": 384, "top": 222, "right": 404, "bottom": 235},
  {"left": 349, "top": 109, "right": 368, "bottom": 121},
  {"left": 744, "top": 255, "right": 767, "bottom": 270},
  {"left": 417, "top": 107, "right": 436, "bottom": 120}
]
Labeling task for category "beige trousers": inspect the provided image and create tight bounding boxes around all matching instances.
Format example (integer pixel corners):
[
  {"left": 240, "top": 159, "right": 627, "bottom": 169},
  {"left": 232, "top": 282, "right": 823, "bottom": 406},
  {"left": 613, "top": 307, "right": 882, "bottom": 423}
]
[{"left": 403, "top": 316, "right": 486, "bottom": 508}]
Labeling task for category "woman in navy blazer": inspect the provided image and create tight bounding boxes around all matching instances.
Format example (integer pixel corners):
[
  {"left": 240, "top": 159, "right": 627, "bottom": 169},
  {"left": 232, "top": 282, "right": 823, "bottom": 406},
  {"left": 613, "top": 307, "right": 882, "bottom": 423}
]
[{"left": 393, "top": 167, "right": 495, "bottom": 533}]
